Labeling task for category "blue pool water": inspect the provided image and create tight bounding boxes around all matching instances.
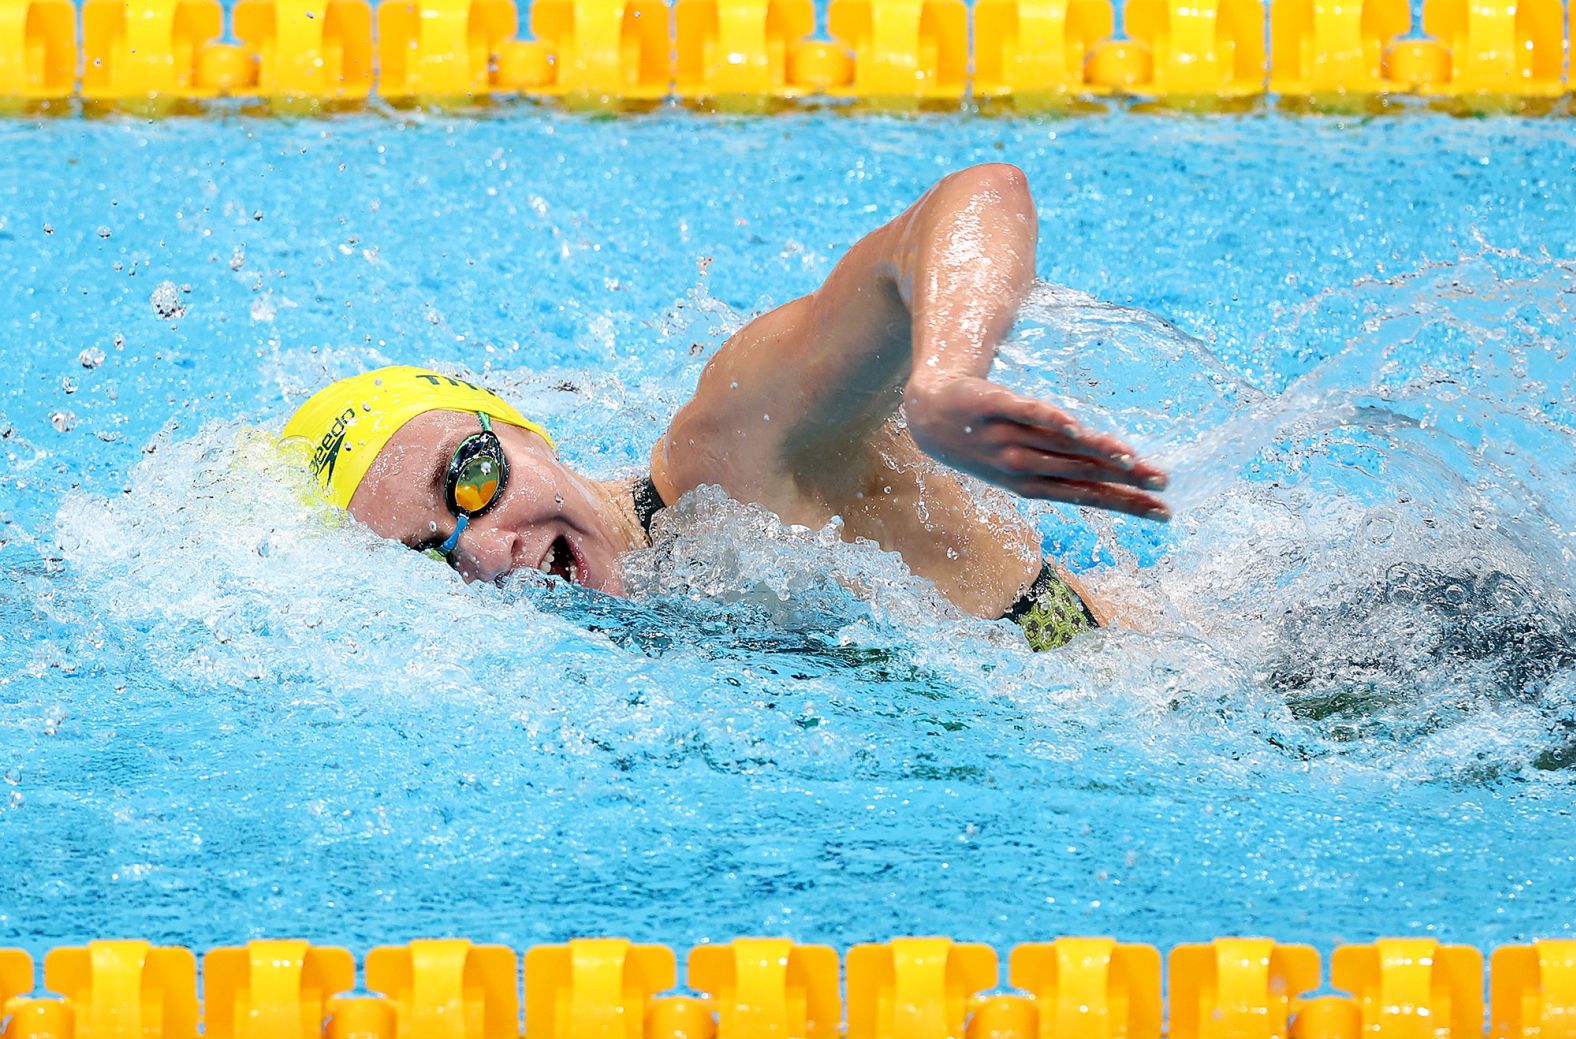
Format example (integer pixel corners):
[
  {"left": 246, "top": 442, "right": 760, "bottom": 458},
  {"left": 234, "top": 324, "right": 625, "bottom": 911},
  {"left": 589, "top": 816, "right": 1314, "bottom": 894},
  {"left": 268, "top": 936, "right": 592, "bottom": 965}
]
[{"left": 2, "top": 110, "right": 1574, "bottom": 962}]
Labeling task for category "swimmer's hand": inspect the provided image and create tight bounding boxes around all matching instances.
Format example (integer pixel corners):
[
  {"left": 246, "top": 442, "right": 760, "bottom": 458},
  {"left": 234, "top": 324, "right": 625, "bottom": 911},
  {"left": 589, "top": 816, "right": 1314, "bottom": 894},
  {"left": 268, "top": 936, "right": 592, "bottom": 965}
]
[{"left": 905, "top": 374, "right": 1172, "bottom": 521}]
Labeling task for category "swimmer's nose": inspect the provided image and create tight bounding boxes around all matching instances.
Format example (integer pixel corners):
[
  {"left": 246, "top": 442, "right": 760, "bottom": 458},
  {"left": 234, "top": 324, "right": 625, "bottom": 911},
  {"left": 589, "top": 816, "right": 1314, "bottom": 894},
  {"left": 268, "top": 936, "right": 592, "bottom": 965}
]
[{"left": 449, "top": 521, "right": 516, "bottom": 584}]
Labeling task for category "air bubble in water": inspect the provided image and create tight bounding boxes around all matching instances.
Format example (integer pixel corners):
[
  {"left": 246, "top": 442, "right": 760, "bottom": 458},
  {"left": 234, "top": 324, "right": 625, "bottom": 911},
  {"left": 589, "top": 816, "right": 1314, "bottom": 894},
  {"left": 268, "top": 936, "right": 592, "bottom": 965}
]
[
  {"left": 1363, "top": 510, "right": 1396, "bottom": 544},
  {"left": 79, "top": 347, "right": 106, "bottom": 369},
  {"left": 1442, "top": 581, "right": 1471, "bottom": 609},
  {"left": 151, "top": 281, "right": 186, "bottom": 319},
  {"left": 50, "top": 411, "right": 77, "bottom": 433}
]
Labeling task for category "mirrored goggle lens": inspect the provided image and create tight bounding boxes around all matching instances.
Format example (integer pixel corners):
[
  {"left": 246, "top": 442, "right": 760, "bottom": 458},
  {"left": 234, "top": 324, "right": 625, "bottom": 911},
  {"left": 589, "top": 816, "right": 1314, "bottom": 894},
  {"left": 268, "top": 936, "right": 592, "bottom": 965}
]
[{"left": 451, "top": 450, "right": 502, "bottom": 514}]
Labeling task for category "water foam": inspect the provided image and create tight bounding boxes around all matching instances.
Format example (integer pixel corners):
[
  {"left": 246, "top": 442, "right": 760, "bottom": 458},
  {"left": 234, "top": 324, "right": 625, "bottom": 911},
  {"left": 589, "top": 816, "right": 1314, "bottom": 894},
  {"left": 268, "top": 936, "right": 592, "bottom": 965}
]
[{"left": 999, "top": 248, "right": 1576, "bottom": 777}]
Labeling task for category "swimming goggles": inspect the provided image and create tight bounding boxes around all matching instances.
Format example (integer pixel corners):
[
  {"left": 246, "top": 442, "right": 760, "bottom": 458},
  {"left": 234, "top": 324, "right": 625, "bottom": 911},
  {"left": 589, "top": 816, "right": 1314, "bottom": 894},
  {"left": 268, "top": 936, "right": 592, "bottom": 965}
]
[{"left": 431, "top": 412, "right": 509, "bottom": 559}]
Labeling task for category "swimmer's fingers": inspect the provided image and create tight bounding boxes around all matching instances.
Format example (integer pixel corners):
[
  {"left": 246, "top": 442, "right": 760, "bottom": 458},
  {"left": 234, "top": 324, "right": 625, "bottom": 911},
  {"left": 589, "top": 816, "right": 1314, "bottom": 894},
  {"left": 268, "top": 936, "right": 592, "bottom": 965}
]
[
  {"left": 986, "top": 444, "right": 1148, "bottom": 487},
  {"left": 994, "top": 425, "right": 1168, "bottom": 491},
  {"left": 1010, "top": 475, "right": 1172, "bottom": 521},
  {"left": 988, "top": 394, "right": 1166, "bottom": 483},
  {"left": 906, "top": 376, "right": 1170, "bottom": 499}
]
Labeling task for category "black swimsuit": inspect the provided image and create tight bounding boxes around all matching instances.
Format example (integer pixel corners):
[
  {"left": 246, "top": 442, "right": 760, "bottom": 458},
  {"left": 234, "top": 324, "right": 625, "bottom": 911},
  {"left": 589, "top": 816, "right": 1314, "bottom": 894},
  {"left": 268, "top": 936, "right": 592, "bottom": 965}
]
[
  {"left": 632, "top": 474, "right": 666, "bottom": 539},
  {"left": 630, "top": 475, "right": 1096, "bottom": 649}
]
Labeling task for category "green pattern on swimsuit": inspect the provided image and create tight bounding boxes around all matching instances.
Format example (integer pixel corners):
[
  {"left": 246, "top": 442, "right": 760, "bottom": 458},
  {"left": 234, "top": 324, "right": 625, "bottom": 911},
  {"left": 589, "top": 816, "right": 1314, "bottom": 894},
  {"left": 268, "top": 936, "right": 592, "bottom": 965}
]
[{"left": 1012, "top": 570, "right": 1096, "bottom": 651}]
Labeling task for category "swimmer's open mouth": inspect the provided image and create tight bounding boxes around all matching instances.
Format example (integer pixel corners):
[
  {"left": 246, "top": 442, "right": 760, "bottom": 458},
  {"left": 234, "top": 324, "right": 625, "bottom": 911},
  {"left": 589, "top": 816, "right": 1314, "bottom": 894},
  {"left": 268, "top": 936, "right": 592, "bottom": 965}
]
[{"left": 539, "top": 535, "right": 580, "bottom": 584}]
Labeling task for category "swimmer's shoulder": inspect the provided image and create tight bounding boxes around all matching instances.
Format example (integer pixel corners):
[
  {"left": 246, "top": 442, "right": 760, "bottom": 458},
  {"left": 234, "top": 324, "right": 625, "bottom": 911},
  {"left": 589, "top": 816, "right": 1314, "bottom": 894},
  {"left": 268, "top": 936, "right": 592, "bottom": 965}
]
[
  {"left": 649, "top": 374, "right": 793, "bottom": 509},
  {"left": 651, "top": 303, "right": 823, "bottom": 505}
]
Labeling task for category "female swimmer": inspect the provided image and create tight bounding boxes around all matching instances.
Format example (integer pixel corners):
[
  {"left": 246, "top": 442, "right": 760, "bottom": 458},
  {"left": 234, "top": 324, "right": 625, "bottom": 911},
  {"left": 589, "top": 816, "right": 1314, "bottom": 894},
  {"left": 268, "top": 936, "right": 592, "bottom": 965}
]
[{"left": 282, "top": 164, "right": 1172, "bottom": 649}]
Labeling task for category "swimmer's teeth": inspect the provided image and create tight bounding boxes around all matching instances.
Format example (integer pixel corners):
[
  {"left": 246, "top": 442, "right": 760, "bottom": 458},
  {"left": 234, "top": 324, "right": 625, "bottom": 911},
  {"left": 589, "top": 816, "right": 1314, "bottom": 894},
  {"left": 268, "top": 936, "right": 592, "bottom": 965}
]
[{"left": 539, "top": 539, "right": 576, "bottom": 582}]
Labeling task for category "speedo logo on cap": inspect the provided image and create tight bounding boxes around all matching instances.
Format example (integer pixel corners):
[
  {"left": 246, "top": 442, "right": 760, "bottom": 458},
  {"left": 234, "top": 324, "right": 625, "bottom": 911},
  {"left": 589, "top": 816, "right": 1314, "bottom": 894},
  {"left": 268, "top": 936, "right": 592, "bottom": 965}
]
[{"left": 309, "top": 407, "right": 357, "bottom": 487}]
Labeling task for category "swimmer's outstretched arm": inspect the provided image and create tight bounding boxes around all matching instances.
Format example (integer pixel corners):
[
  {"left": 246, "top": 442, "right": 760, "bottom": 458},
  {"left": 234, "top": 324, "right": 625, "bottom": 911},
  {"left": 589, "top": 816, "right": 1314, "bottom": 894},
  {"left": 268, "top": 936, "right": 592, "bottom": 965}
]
[
  {"left": 659, "top": 163, "right": 1169, "bottom": 520},
  {"left": 896, "top": 167, "right": 1171, "bottom": 518}
]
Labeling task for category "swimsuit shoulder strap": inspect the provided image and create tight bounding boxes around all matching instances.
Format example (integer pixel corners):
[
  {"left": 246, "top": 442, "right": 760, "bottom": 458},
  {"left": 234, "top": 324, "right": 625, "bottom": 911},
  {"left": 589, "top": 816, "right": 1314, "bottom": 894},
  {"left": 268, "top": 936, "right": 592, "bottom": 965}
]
[{"left": 632, "top": 474, "right": 667, "bottom": 538}]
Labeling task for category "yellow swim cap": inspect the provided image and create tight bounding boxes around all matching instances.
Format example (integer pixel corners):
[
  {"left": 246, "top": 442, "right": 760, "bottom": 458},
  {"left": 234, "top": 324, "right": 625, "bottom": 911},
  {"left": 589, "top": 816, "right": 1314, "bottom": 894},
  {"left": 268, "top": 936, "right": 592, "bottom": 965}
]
[{"left": 281, "top": 365, "right": 554, "bottom": 509}]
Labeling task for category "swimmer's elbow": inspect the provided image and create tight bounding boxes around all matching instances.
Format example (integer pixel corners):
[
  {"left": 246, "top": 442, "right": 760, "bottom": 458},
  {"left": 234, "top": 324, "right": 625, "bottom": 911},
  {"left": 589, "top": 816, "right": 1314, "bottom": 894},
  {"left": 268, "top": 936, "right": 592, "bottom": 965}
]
[
  {"left": 921, "top": 164, "right": 1033, "bottom": 221},
  {"left": 902, "top": 164, "right": 1035, "bottom": 251},
  {"left": 887, "top": 164, "right": 1036, "bottom": 303},
  {"left": 944, "top": 162, "right": 1030, "bottom": 198}
]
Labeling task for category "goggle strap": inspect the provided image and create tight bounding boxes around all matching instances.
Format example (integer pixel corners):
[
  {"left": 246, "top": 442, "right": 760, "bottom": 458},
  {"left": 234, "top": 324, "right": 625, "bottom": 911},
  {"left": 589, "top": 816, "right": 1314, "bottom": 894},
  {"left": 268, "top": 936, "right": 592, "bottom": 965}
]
[{"left": 438, "top": 512, "right": 469, "bottom": 557}]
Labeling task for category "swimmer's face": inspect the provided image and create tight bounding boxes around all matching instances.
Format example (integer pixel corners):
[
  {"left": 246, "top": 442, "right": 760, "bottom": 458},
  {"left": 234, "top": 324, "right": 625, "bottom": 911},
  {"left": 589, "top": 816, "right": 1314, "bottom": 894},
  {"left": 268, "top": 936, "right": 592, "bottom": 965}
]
[{"left": 349, "top": 410, "right": 629, "bottom": 594}]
